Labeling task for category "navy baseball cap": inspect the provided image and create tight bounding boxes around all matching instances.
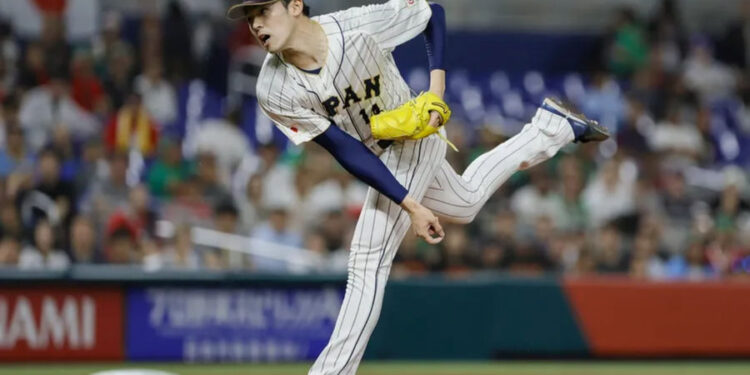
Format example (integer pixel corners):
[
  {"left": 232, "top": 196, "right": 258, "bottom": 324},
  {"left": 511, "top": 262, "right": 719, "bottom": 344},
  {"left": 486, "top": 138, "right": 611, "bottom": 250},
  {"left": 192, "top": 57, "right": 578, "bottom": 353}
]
[{"left": 226, "top": 0, "right": 280, "bottom": 20}]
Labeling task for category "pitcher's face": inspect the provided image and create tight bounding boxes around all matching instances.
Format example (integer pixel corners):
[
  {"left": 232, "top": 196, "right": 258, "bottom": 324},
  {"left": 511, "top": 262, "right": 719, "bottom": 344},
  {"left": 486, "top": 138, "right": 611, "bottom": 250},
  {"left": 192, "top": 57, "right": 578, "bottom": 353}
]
[{"left": 247, "top": 1, "right": 298, "bottom": 53}]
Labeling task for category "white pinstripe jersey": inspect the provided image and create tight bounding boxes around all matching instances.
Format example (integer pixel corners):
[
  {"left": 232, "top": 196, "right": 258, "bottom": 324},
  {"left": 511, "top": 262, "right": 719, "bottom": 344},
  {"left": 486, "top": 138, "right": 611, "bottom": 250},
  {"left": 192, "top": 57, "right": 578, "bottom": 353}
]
[{"left": 256, "top": 0, "right": 433, "bottom": 153}]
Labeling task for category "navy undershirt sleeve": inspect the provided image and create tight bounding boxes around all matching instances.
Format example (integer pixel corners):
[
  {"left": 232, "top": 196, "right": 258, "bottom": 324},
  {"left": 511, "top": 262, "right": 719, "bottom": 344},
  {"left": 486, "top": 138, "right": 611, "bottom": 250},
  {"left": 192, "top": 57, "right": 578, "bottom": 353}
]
[
  {"left": 313, "top": 124, "right": 408, "bottom": 204},
  {"left": 424, "top": 2, "right": 446, "bottom": 71}
]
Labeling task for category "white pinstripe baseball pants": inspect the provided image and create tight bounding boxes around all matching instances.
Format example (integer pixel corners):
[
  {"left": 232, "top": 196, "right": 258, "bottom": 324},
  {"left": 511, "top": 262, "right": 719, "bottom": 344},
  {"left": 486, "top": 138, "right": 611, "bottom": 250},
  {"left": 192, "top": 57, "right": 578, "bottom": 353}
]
[{"left": 309, "top": 106, "right": 575, "bottom": 375}]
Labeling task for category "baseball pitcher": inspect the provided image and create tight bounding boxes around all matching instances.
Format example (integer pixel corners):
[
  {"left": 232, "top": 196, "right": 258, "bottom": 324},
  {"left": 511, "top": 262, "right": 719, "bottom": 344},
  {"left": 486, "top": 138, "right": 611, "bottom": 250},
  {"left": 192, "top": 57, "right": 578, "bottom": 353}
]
[{"left": 227, "top": 0, "right": 609, "bottom": 373}]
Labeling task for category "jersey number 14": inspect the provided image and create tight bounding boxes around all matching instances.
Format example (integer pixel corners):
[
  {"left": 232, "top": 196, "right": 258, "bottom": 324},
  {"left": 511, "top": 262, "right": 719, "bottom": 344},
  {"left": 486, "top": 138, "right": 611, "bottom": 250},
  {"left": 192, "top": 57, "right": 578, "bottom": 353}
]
[{"left": 359, "top": 104, "right": 382, "bottom": 124}]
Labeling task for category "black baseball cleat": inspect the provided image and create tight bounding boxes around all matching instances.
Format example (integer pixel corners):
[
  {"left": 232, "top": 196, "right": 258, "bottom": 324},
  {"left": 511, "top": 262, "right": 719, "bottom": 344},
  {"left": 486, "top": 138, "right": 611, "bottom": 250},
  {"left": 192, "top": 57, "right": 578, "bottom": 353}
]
[{"left": 540, "top": 98, "right": 610, "bottom": 143}]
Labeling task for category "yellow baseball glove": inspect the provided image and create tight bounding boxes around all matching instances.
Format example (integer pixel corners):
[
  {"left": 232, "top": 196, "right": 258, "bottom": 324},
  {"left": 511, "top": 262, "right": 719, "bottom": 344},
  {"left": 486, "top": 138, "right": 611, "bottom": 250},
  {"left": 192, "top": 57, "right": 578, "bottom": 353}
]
[{"left": 370, "top": 92, "right": 458, "bottom": 151}]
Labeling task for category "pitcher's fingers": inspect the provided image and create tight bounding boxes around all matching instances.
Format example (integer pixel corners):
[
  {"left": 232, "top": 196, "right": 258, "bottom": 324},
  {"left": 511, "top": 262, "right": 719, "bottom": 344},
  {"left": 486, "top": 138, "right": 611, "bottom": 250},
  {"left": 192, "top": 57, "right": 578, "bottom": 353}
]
[
  {"left": 431, "top": 219, "right": 445, "bottom": 238},
  {"left": 416, "top": 227, "right": 436, "bottom": 244},
  {"left": 423, "top": 232, "right": 442, "bottom": 245},
  {"left": 428, "top": 111, "right": 441, "bottom": 128}
]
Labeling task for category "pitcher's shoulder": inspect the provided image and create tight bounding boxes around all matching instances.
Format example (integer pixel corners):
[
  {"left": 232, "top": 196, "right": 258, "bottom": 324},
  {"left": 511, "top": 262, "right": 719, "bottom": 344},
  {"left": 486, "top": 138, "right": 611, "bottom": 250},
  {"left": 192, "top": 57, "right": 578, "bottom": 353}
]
[{"left": 256, "top": 54, "right": 288, "bottom": 96}]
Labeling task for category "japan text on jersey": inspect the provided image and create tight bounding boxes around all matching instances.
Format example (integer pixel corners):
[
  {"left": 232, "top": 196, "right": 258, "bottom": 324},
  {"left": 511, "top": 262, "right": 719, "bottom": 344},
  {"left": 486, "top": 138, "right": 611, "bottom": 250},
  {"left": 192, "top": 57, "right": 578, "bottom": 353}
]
[{"left": 256, "top": 0, "right": 432, "bottom": 149}]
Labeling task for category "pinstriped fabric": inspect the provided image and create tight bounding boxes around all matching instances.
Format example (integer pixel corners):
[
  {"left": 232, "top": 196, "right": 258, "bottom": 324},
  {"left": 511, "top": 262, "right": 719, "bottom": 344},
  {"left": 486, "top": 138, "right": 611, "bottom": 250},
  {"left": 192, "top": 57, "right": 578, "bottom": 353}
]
[
  {"left": 249, "top": 2, "right": 439, "bottom": 375},
  {"left": 421, "top": 106, "right": 575, "bottom": 224},
  {"left": 309, "top": 135, "right": 447, "bottom": 375},
  {"left": 256, "top": 0, "right": 431, "bottom": 153}
]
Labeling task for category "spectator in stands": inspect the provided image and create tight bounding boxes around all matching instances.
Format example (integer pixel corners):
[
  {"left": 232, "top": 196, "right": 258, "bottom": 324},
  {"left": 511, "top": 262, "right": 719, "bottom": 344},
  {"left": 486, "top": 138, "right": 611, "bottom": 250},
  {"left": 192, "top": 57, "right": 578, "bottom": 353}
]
[
  {"left": 195, "top": 152, "right": 232, "bottom": 207},
  {"left": 658, "top": 166, "right": 693, "bottom": 252},
  {"left": 477, "top": 239, "right": 509, "bottom": 271},
  {"left": 647, "top": 0, "right": 686, "bottom": 76},
  {"left": 617, "top": 97, "right": 653, "bottom": 156},
  {"left": 105, "top": 93, "right": 160, "bottom": 157},
  {"left": 439, "top": 225, "right": 473, "bottom": 276},
  {"left": 505, "top": 241, "right": 554, "bottom": 275},
  {"left": 665, "top": 239, "right": 711, "bottom": 280},
  {"left": 581, "top": 71, "right": 627, "bottom": 130},
  {"left": 649, "top": 100, "right": 704, "bottom": 158},
  {"left": 0, "top": 234, "right": 21, "bottom": 266},
  {"left": 317, "top": 209, "right": 349, "bottom": 253},
  {"left": 151, "top": 224, "right": 201, "bottom": 270},
  {"left": 493, "top": 209, "right": 520, "bottom": 249},
  {"left": 19, "top": 74, "right": 99, "bottom": 151},
  {"left": 628, "top": 251, "right": 650, "bottom": 279},
  {"left": 533, "top": 215, "right": 557, "bottom": 249},
  {"left": 0, "top": 21, "right": 18, "bottom": 97},
  {"left": 303, "top": 230, "right": 327, "bottom": 255},
  {"left": 188, "top": 109, "right": 251, "bottom": 188},
  {"left": 0, "top": 205, "right": 22, "bottom": 239},
  {"left": 73, "top": 139, "right": 107, "bottom": 196},
  {"left": 237, "top": 174, "right": 264, "bottom": 229},
  {"left": 557, "top": 156, "right": 587, "bottom": 232},
  {"left": 627, "top": 67, "right": 663, "bottom": 117},
  {"left": 0, "top": 125, "right": 33, "bottom": 178},
  {"left": 17, "top": 147, "right": 75, "bottom": 235},
  {"left": 704, "top": 231, "right": 739, "bottom": 277},
  {"left": 39, "top": 14, "right": 71, "bottom": 80},
  {"left": 571, "top": 245, "right": 598, "bottom": 276},
  {"left": 69, "top": 215, "right": 99, "bottom": 264},
  {"left": 0, "top": 50, "right": 13, "bottom": 102},
  {"left": 160, "top": 176, "right": 212, "bottom": 228},
  {"left": 70, "top": 49, "right": 107, "bottom": 117},
  {"left": 82, "top": 151, "right": 132, "bottom": 228},
  {"left": 731, "top": 219, "right": 750, "bottom": 277},
  {"left": 286, "top": 164, "right": 323, "bottom": 232},
  {"left": 299, "top": 165, "right": 369, "bottom": 226},
  {"left": 606, "top": 7, "right": 649, "bottom": 78},
  {"left": 147, "top": 137, "right": 191, "bottom": 199},
  {"left": 251, "top": 202, "right": 303, "bottom": 250},
  {"left": 134, "top": 59, "right": 177, "bottom": 127},
  {"left": 106, "top": 228, "right": 138, "bottom": 265},
  {"left": 633, "top": 172, "right": 665, "bottom": 217},
  {"left": 256, "top": 143, "right": 297, "bottom": 213},
  {"left": 594, "top": 223, "right": 629, "bottom": 273},
  {"left": 92, "top": 11, "right": 130, "bottom": 78},
  {"left": 105, "top": 214, "right": 140, "bottom": 264},
  {"left": 682, "top": 35, "right": 737, "bottom": 103},
  {"left": 162, "top": 1, "right": 193, "bottom": 82},
  {"left": 717, "top": 0, "right": 750, "bottom": 70},
  {"left": 202, "top": 201, "right": 244, "bottom": 270},
  {"left": 0, "top": 93, "right": 20, "bottom": 148},
  {"left": 583, "top": 157, "right": 637, "bottom": 228},
  {"left": 510, "top": 166, "right": 564, "bottom": 232},
  {"left": 214, "top": 200, "right": 242, "bottom": 234},
  {"left": 102, "top": 43, "right": 135, "bottom": 110},
  {"left": 323, "top": 234, "right": 351, "bottom": 274},
  {"left": 629, "top": 231, "right": 666, "bottom": 279},
  {"left": 392, "top": 234, "right": 427, "bottom": 276},
  {"left": 140, "top": 13, "right": 163, "bottom": 72},
  {"left": 550, "top": 231, "right": 587, "bottom": 273},
  {"left": 18, "top": 42, "right": 48, "bottom": 90},
  {"left": 333, "top": 170, "right": 368, "bottom": 215},
  {"left": 128, "top": 184, "right": 157, "bottom": 239},
  {"left": 712, "top": 169, "right": 749, "bottom": 232},
  {"left": 18, "top": 219, "right": 69, "bottom": 270},
  {"left": 49, "top": 126, "right": 79, "bottom": 182}
]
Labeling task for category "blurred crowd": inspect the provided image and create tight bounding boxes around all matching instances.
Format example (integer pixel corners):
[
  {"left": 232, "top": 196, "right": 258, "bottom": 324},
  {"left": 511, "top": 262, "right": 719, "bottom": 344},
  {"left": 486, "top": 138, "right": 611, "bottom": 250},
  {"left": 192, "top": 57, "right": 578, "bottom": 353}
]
[{"left": 0, "top": 0, "right": 749, "bottom": 280}]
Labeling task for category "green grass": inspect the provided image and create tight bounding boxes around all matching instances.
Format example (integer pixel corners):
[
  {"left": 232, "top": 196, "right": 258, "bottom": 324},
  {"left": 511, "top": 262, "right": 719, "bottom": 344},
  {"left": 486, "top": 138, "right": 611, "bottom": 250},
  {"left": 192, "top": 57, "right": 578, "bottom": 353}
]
[{"left": 2, "top": 361, "right": 750, "bottom": 375}]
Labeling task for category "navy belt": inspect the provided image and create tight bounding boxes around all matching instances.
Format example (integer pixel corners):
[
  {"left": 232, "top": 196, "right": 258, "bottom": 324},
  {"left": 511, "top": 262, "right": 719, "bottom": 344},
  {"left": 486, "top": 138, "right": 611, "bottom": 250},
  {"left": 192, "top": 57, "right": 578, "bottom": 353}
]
[{"left": 377, "top": 140, "right": 393, "bottom": 150}]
